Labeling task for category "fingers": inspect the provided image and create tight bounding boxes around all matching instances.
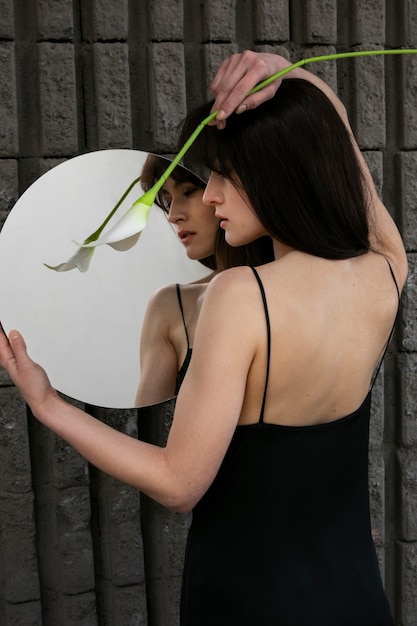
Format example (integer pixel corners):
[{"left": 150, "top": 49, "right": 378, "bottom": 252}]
[
  {"left": 0, "top": 326, "right": 17, "bottom": 374},
  {"left": 210, "top": 52, "right": 269, "bottom": 123},
  {"left": 0, "top": 328, "right": 28, "bottom": 370},
  {"left": 0, "top": 324, "right": 12, "bottom": 354},
  {"left": 210, "top": 55, "right": 235, "bottom": 94},
  {"left": 8, "top": 329, "right": 27, "bottom": 355},
  {"left": 209, "top": 51, "right": 292, "bottom": 129}
]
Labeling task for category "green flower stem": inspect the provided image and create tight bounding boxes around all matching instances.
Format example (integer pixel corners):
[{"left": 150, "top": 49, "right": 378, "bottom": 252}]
[
  {"left": 145, "top": 110, "right": 219, "bottom": 200},
  {"left": 83, "top": 175, "right": 141, "bottom": 243},
  {"left": 247, "top": 48, "right": 417, "bottom": 96}
]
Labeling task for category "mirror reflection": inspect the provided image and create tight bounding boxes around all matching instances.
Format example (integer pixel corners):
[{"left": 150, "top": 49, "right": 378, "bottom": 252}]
[
  {"left": 0, "top": 150, "right": 210, "bottom": 408},
  {"left": 135, "top": 153, "right": 217, "bottom": 407}
]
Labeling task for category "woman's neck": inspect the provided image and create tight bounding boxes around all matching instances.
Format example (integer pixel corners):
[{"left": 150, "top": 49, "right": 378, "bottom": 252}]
[
  {"left": 193, "top": 270, "right": 217, "bottom": 285},
  {"left": 272, "top": 239, "right": 295, "bottom": 260}
]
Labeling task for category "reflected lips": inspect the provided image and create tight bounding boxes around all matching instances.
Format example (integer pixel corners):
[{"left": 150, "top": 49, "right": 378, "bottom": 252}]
[{"left": 178, "top": 230, "right": 195, "bottom": 244}]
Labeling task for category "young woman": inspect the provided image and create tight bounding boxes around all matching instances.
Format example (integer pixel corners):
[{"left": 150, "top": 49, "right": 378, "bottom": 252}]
[
  {"left": 135, "top": 154, "right": 272, "bottom": 406},
  {"left": 0, "top": 53, "right": 407, "bottom": 625}
]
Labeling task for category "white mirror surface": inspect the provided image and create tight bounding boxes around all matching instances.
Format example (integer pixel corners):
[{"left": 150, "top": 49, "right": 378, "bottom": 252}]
[{"left": 0, "top": 150, "right": 210, "bottom": 408}]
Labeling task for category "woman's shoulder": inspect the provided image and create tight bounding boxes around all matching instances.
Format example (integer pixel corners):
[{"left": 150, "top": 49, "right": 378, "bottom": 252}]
[
  {"left": 206, "top": 265, "right": 260, "bottom": 294},
  {"left": 205, "top": 261, "right": 297, "bottom": 299},
  {"left": 205, "top": 251, "right": 402, "bottom": 317},
  {"left": 145, "top": 281, "right": 210, "bottom": 320},
  {"left": 145, "top": 283, "right": 179, "bottom": 312},
  {"left": 202, "top": 265, "right": 272, "bottom": 322},
  {"left": 380, "top": 247, "right": 408, "bottom": 294},
  {"left": 367, "top": 197, "right": 408, "bottom": 291}
]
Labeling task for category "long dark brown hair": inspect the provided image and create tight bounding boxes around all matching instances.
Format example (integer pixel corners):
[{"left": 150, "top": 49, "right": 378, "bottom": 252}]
[{"left": 181, "top": 78, "right": 370, "bottom": 260}]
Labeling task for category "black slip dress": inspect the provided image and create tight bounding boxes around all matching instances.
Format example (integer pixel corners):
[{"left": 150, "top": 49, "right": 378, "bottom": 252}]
[{"left": 180, "top": 264, "right": 399, "bottom": 626}]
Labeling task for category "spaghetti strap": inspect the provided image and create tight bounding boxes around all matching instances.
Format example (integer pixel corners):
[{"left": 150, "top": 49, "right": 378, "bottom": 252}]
[
  {"left": 250, "top": 267, "right": 271, "bottom": 423},
  {"left": 176, "top": 284, "right": 190, "bottom": 350},
  {"left": 386, "top": 257, "right": 400, "bottom": 300},
  {"left": 370, "top": 258, "right": 401, "bottom": 389}
]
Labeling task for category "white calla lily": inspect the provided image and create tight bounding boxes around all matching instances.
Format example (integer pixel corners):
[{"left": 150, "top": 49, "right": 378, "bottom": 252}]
[
  {"left": 45, "top": 176, "right": 141, "bottom": 272},
  {"left": 80, "top": 192, "right": 153, "bottom": 250}
]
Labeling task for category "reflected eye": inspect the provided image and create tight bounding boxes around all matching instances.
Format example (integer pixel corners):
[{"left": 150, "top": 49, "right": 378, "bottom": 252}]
[{"left": 183, "top": 185, "right": 199, "bottom": 198}]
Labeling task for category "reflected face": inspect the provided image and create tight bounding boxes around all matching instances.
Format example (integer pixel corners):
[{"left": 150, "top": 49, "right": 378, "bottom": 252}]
[
  {"left": 162, "top": 177, "right": 219, "bottom": 261},
  {"left": 203, "top": 173, "right": 267, "bottom": 247}
]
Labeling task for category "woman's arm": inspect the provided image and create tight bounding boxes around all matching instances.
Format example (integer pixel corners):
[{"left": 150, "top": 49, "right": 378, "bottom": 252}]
[
  {"left": 0, "top": 268, "right": 257, "bottom": 512},
  {"left": 210, "top": 50, "right": 408, "bottom": 290},
  {"left": 135, "top": 287, "right": 179, "bottom": 406}
]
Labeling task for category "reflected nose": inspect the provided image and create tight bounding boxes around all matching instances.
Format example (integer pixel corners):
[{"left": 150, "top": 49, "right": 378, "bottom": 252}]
[{"left": 167, "top": 200, "right": 186, "bottom": 224}]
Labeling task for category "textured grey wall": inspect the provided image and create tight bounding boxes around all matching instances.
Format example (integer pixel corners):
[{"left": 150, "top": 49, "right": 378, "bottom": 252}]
[{"left": 0, "top": 1, "right": 416, "bottom": 625}]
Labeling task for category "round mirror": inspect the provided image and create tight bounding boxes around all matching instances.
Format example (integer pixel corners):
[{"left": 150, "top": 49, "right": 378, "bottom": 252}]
[{"left": 0, "top": 150, "right": 210, "bottom": 408}]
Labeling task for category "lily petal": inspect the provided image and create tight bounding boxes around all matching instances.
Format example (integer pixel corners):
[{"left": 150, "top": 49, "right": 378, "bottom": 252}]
[
  {"left": 107, "top": 232, "right": 141, "bottom": 251},
  {"left": 80, "top": 196, "right": 152, "bottom": 250},
  {"left": 44, "top": 245, "right": 95, "bottom": 273}
]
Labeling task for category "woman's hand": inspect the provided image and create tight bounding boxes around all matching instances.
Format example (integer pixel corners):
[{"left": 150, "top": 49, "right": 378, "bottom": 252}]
[
  {"left": 210, "top": 50, "right": 292, "bottom": 128},
  {"left": 0, "top": 327, "right": 58, "bottom": 414}
]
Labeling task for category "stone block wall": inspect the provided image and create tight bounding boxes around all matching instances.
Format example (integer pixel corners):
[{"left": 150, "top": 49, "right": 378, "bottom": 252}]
[{"left": 0, "top": 1, "right": 416, "bottom": 625}]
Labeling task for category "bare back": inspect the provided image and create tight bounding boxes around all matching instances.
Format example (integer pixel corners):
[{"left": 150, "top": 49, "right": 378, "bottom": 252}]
[{"left": 237, "top": 250, "right": 401, "bottom": 427}]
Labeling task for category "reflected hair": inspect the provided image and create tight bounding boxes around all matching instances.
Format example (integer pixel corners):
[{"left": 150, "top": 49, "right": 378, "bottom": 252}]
[
  {"left": 181, "top": 78, "right": 370, "bottom": 260},
  {"left": 140, "top": 155, "right": 204, "bottom": 213}
]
